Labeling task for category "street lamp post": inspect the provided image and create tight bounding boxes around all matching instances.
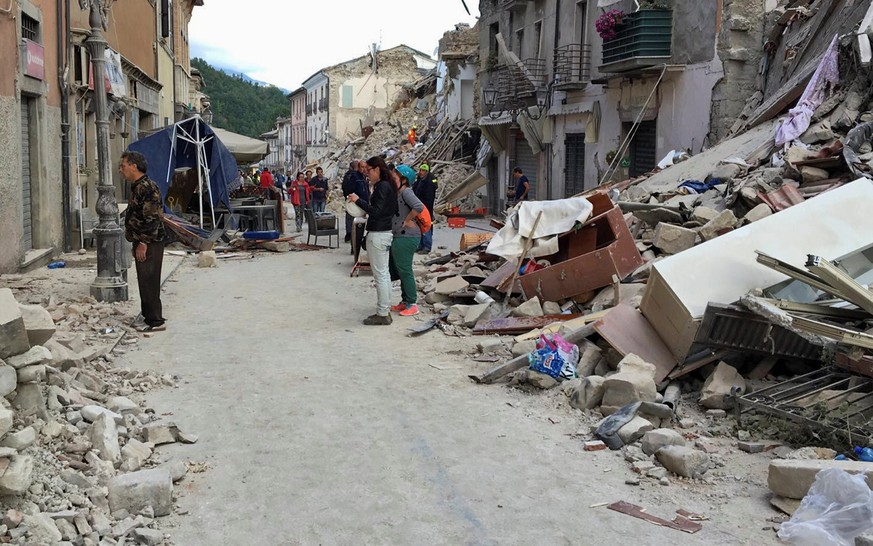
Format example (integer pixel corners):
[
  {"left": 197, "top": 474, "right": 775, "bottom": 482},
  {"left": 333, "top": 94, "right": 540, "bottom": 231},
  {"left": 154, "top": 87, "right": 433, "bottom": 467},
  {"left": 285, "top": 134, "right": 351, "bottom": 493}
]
[{"left": 84, "top": 0, "right": 128, "bottom": 302}]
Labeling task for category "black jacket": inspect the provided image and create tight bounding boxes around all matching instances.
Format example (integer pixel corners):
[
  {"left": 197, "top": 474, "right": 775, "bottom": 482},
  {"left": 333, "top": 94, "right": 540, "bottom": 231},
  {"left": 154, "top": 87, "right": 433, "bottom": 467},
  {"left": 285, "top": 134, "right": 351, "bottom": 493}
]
[
  {"left": 359, "top": 178, "right": 397, "bottom": 232},
  {"left": 413, "top": 173, "right": 436, "bottom": 214}
]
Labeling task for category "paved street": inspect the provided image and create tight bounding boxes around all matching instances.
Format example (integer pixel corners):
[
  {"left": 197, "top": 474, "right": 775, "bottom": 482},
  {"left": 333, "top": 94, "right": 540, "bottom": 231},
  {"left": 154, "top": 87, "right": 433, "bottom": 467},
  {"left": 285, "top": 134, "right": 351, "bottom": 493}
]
[{"left": 124, "top": 241, "right": 774, "bottom": 545}]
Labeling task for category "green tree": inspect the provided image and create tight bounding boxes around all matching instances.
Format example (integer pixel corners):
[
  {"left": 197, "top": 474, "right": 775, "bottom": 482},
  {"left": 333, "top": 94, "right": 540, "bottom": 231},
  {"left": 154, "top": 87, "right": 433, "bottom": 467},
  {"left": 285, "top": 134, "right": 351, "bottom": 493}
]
[{"left": 192, "top": 58, "right": 289, "bottom": 138}]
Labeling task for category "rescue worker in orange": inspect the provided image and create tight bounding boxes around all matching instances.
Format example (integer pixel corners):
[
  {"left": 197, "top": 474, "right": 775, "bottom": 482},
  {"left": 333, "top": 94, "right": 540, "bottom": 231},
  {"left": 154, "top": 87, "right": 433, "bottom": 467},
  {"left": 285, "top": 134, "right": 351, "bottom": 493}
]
[{"left": 407, "top": 125, "right": 417, "bottom": 146}]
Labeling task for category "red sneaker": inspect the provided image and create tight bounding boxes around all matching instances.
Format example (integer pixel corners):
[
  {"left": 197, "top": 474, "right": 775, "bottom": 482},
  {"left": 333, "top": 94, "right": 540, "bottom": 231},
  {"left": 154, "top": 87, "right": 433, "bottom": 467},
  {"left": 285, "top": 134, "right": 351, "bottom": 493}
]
[
  {"left": 399, "top": 304, "right": 420, "bottom": 316},
  {"left": 390, "top": 302, "right": 408, "bottom": 312}
]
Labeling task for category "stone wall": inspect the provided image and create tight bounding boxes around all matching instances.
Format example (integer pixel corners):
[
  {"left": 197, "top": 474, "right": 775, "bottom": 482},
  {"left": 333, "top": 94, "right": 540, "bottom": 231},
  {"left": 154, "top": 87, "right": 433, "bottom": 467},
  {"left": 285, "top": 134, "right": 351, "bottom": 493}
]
[{"left": 0, "top": 96, "right": 24, "bottom": 273}]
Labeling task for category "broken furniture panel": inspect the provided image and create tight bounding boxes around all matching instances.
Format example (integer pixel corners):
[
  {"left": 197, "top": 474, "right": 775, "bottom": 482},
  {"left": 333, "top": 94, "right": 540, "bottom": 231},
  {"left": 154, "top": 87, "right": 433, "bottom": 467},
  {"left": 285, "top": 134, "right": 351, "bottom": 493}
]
[
  {"left": 519, "top": 192, "right": 644, "bottom": 302},
  {"left": 735, "top": 367, "right": 873, "bottom": 443},
  {"left": 606, "top": 501, "right": 703, "bottom": 534},
  {"left": 471, "top": 314, "right": 584, "bottom": 335},
  {"left": 593, "top": 303, "right": 677, "bottom": 383},
  {"left": 480, "top": 260, "right": 522, "bottom": 294},
  {"left": 640, "top": 179, "right": 873, "bottom": 363},
  {"left": 695, "top": 303, "right": 823, "bottom": 361}
]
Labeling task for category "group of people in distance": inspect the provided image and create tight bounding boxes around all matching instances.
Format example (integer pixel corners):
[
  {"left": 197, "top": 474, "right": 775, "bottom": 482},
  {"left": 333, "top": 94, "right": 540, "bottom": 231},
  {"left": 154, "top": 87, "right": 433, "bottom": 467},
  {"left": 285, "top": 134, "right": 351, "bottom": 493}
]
[{"left": 347, "top": 157, "right": 436, "bottom": 325}]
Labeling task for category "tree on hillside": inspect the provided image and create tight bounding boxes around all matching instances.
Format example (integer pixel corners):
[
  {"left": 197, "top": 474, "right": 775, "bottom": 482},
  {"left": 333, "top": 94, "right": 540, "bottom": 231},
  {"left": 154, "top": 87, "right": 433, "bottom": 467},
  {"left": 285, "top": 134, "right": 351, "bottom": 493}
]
[{"left": 192, "top": 58, "right": 289, "bottom": 138}]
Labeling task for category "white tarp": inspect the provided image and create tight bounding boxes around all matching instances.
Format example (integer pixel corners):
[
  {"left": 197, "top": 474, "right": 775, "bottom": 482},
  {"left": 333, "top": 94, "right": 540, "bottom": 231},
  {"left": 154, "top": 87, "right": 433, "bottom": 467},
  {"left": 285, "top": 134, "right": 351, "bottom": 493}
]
[{"left": 486, "top": 198, "right": 594, "bottom": 260}]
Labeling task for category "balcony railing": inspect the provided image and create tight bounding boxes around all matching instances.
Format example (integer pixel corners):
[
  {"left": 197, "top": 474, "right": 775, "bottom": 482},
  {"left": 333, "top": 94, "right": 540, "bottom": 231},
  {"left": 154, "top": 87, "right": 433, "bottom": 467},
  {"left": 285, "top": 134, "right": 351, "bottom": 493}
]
[
  {"left": 600, "top": 10, "right": 672, "bottom": 73},
  {"left": 489, "top": 57, "right": 545, "bottom": 106},
  {"left": 553, "top": 44, "right": 592, "bottom": 89}
]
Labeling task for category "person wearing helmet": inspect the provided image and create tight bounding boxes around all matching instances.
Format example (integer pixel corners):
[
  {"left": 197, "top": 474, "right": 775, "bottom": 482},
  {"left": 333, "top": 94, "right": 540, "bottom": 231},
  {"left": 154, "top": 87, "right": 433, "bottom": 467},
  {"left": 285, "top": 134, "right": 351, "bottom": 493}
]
[
  {"left": 412, "top": 163, "right": 435, "bottom": 254},
  {"left": 407, "top": 125, "right": 417, "bottom": 146}
]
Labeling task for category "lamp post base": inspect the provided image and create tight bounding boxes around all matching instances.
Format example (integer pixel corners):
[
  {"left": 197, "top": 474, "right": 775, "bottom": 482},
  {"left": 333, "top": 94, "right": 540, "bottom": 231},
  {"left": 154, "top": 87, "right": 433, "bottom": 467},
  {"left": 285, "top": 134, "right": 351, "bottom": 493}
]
[{"left": 90, "top": 277, "right": 128, "bottom": 303}]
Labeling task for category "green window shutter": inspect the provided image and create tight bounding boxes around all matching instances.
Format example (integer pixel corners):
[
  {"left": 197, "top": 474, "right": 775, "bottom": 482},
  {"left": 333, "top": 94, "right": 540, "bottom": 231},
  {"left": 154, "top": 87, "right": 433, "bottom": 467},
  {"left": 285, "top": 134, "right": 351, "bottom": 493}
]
[{"left": 341, "top": 85, "right": 353, "bottom": 108}]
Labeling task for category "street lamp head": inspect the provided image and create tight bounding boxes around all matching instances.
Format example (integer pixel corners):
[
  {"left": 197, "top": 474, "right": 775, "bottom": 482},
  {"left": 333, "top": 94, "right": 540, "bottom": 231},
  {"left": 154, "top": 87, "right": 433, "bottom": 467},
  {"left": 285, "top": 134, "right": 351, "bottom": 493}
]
[{"left": 483, "top": 85, "right": 498, "bottom": 108}]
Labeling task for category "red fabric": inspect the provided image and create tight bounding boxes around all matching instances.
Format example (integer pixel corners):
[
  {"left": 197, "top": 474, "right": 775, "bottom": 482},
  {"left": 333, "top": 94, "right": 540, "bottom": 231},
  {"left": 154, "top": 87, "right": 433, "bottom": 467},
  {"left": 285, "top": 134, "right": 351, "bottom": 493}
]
[
  {"left": 259, "top": 171, "right": 274, "bottom": 189},
  {"left": 289, "top": 180, "right": 310, "bottom": 206}
]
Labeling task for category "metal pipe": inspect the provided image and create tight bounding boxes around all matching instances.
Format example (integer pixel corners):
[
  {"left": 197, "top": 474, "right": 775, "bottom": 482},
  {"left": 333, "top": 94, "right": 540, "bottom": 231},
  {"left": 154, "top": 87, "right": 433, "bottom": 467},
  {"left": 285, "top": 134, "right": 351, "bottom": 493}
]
[
  {"left": 662, "top": 382, "right": 681, "bottom": 411},
  {"left": 59, "top": 0, "right": 72, "bottom": 252}
]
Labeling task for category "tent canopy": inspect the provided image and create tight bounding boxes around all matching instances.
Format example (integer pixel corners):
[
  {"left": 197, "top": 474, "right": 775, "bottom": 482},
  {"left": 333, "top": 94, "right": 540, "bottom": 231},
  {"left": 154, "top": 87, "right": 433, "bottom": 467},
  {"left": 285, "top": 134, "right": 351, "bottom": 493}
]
[
  {"left": 211, "top": 127, "right": 269, "bottom": 163},
  {"left": 128, "top": 117, "right": 237, "bottom": 211}
]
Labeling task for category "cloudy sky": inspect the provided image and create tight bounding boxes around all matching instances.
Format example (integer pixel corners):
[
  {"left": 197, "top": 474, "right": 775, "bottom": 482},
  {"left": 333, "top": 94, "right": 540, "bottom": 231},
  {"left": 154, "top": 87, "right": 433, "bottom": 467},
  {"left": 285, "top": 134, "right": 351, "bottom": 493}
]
[{"left": 189, "top": 1, "right": 480, "bottom": 91}]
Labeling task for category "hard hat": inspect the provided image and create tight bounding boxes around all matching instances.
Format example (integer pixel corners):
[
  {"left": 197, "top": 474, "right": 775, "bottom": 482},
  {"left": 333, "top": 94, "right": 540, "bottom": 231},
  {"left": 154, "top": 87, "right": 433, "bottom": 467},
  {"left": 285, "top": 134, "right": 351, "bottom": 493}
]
[
  {"left": 419, "top": 164, "right": 429, "bottom": 172},
  {"left": 396, "top": 164, "right": 417, "bottom": 184}
]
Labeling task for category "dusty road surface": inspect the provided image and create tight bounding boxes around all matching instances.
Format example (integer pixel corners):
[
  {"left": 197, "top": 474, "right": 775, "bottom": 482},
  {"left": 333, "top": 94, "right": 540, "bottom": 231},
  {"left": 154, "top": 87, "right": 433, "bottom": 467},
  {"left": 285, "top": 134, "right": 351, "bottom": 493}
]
[{"left": 125, "top": 241, "right": 780, "bottom": 545}]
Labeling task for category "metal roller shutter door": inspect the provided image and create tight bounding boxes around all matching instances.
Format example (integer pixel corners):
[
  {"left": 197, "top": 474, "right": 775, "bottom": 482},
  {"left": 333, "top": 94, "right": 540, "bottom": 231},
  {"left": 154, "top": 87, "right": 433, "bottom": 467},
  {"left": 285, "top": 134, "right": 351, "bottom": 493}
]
[
  {"left": 21, "top": 99, "right": 33, "bottom": 252},
  {"left": 515, "top": 135, "right": 538, "bottom": 200},
  {"left": 628, "top": 120, "right": 657, "bottom": 178},
  {"left": 564, "top": 133, "right": 586, "bottom": 197}
]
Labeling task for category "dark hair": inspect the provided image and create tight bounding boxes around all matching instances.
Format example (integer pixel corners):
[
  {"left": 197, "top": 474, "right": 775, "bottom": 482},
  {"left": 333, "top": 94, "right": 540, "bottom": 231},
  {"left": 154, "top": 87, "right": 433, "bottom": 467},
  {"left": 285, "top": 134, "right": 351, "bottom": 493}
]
[
  {"left": 121, "top": 150, "right": 148, "bottom": 173},
  {"left": 366, "top": 156, "right": 396, "bottom": 189},
  {"left": 316, "top": 167, "right": 323, "bottom": 173},
  {"left": 350, "top": 160, "right": 358, "bottom": 169},
  {"left": 513, "top": 167, "right": 523, "bottom": 174},
  {"left": 296, "top": 171, "right": 304, "bottom": 178}
]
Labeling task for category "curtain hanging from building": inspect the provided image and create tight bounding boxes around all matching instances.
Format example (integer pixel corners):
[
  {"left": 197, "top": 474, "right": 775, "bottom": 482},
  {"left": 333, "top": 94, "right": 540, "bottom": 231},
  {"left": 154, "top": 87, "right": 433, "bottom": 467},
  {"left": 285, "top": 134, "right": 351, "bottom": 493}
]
[{"left": 585, "top": 101, "right": 601, "bottom": 144}]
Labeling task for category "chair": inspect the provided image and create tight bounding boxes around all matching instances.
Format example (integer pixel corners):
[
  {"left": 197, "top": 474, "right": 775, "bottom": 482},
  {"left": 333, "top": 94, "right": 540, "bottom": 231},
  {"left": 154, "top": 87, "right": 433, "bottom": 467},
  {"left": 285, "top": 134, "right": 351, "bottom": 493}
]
[
  {"left": 78, "top": 209, "right": 98, "bottom": 248},
  {"left": 304, "top": 207, "right": 339, "bottom": 248},
  {"left": 260, "top": 200, "right": 279, "bottom": 231}
]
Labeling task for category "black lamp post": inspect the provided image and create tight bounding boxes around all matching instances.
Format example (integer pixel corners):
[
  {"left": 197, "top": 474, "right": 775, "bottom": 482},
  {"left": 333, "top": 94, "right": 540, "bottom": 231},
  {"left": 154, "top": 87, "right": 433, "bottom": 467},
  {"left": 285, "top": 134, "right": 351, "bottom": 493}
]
[{"left": 82, "top": 0, "right": 128, "bottom": 302}]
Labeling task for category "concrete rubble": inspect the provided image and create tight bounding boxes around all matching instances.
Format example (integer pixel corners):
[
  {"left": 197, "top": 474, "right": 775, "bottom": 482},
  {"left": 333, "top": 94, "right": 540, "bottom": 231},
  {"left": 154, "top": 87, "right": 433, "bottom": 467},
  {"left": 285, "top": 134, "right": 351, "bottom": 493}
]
[{"left": 0, "top": 284, "right": 196, "bottom": 545}]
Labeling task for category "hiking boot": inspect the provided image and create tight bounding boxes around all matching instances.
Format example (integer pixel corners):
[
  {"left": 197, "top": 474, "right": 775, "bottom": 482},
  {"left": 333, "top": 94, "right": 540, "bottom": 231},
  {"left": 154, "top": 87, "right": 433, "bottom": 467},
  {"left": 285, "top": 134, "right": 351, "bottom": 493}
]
[
  {"left": 399, "top": 304, "right": 420, "bottom": 316},
  {"left": 363, "top": 314, "right": 392, "bottom": 325},
  {"left": 390, "top": 302, "right": 408, "bottom": 312}
]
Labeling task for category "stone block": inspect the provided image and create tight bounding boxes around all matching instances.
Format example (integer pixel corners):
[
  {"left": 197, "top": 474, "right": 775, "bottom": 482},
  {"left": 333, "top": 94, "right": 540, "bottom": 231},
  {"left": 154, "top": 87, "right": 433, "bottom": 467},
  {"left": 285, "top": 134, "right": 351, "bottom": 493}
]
[
  {"left": 120, "top": 438, "right": 152, "bottom": 472},
  {"left": 576, "top": 341, "right": 602, "bottom": 377},
  {"left": 656, "top": 446, "right": 710, "bottom": 478},
  {"left": 569, "top": 376, "right": 605, "bottom": 411},
  {"left": 133, "top": 528, "right": 165, "bottom": 546},
  {"left": 21, "top": 514, "right": 62, "bottom": 544},
  {"left": 260, "top": 241, "right": 290, "bottom": 252},
  {"left": 511, "top": 340, "right": 537, "bottom": 358},
  {"left": 801, "top": 166, "right": 830, "bottom": 184},
  {"left": 90, "top": 413, "right": 121, "bottom": 464},
  {"left": 690, "top": 206, "right": 720, "bottom": 224},
  {"left": 653, "top": 223, "right": 697, "bottom": 255},
  {"left": 0, "top": 289, "right": 30, "bottom": 360},
  {"left": 81, "top": 405, "right": 123, "bottom": 424},
  {"left": 768, "top": 459, "right": 873, "bottom": 500},
  {"left": 463, "top": 303, "right": 494, "bottom": 327},
  {"left": 107, "top": 396, "right": 140, "bottom": 416},
  {"left": 641, "top": 428, "right": 686, "bottom": 456},
  {"left": 142, "top": 423, "right": 176, "bottom": 446},
  {"left": 744, "top": 203, "right": 773, "bottom": 223},
  {"left": 11, "top": 383, "right": 48, "bottom": 420},
  {"left": 15, "top": 364, "right": 45, "bottom": 384},
  {"left": 618, "top": 416, "right": 655, "bottom": 444},
  {"left": 1, "top": 426, "right": 36, "bottom": 450},
  {"left": 0, "top": 407, "right": 13, "bottom": 439},
  {"left": 800, "top": 120, "right": 834, "bottom": 145},
  {"left": 108, "top": 468, "right": 173, "bottom": 517},
  {"left": 196, "top": 250, "right": 217, "bottom": 267},
  {"left": 17, "top": 304, "right": 55, "bottom": 346},
  {"left": 6, "top": 345, "right": 52, "bottom": 369},
  {"left": 542, "top": 301, "right": 561, "bottom": 315},
  {"left": 600, "top": 354, "right": 658, "bottom": 415},
  {"left": 0, "top": 455, "right": 33, "bottom": 495},
  {"left": 43, "top": 339, "right": 84, "bottom": 371},
  {"left": 0, "top": 364, "right": 16, "bottom": 398},
  {"left": 700, "top": 362, "right": 746, "bottom": 410},
  {"left": 511, "top": 298, "right": 544, "bottom": 318},
  {"left": 710, "top": 163, "right": 743, "bottom": 182},
  {"left": 435, "top": 276, "right": 469, "bottom": 295},
  {"left": 699, "top": 210, "right": 738, "bottom": 241}
]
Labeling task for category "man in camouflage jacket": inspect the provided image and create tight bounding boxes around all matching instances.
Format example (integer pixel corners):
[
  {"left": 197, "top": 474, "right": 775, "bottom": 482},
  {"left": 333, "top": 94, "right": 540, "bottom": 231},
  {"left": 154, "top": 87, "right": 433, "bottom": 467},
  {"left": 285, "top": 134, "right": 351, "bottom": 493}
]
[{"left": 120, "top": 150, "right": 167, "bottom": 332}]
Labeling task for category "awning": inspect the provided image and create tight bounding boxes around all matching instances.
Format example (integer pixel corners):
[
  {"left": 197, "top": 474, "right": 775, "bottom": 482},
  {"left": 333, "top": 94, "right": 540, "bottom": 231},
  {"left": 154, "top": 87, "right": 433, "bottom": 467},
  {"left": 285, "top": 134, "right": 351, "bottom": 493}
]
[{"left": 212, "top": 127, "right": 269, "bottom": 163}]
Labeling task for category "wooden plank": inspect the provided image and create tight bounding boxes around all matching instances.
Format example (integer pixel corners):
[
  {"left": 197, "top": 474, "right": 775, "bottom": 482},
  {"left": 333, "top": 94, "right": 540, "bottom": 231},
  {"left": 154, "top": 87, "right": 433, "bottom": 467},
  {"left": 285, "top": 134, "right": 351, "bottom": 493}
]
[
  {"left": 593, "top": 303, "right": 677, "bottom": 384},
  {"left": 469, "top": 323, "right": 597, "bottom": 384},
  {"left": 607, "top": 501, "right": 703, "bottom": 534},
  {"left": 514, "top": 310, "right": 609, "bottom": 342},
  {"left": 472, "top": 314, "right": 584, "bottom": 335}
]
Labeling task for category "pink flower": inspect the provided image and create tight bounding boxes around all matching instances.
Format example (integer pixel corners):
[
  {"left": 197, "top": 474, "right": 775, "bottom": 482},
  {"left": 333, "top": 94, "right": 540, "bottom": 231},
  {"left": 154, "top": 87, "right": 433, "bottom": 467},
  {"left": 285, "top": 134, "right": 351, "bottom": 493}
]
[{"left": 596, "top": 9, "right": 624, "bottom": 41}]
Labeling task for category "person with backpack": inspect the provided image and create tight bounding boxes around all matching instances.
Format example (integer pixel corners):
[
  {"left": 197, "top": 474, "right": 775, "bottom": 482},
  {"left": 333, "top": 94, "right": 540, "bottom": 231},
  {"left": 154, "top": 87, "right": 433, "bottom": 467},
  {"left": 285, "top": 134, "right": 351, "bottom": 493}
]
[
  {"left": 389, "top": 164, "right": 425, "bottom": 316},
  {"left": 412, "top": 163, "right": 436, "bottom": 254}
]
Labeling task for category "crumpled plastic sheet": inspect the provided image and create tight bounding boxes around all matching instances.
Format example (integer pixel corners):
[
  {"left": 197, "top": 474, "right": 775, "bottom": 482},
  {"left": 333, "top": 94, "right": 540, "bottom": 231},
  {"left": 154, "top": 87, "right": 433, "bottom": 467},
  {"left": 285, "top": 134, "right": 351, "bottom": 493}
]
[
  {"left": 843, "top": 121, "right": 873, "bottom": 179},
  {"left": 778, "top": 468, "right": 873, "bottom": 546}
]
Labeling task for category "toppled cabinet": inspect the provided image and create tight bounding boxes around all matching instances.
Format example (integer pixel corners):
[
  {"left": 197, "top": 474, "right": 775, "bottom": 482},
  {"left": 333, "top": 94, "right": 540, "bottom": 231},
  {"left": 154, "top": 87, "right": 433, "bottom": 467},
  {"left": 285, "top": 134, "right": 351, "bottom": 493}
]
[{"left": 519, "top": 193, "right": 644, "bottom": 302}]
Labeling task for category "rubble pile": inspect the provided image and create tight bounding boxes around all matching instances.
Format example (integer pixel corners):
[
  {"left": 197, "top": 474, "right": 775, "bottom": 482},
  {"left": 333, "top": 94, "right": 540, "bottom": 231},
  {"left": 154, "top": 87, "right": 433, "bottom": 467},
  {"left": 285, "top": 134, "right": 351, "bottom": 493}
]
[{"left": 0, "top": 286, "right": 195, "bottom": 545}]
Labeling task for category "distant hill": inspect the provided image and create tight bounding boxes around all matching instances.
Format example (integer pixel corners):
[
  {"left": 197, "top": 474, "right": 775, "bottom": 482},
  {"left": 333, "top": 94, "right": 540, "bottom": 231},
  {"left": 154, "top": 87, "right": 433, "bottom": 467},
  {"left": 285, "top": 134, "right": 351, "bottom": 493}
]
[
  {"left": 192, "top": 58, "right": 290, "bottom": 138},
  {"left": 207, "top": 62, "right": 290, "bottom": 93}
]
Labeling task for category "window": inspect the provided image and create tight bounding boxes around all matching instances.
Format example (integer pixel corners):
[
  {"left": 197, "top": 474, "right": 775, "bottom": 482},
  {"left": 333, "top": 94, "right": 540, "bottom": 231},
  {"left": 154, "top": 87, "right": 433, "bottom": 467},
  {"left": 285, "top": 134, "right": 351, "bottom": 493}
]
[
  {"left": 342, "top": 85, "right": 353, "bottom": 108},
  {"left": 564, "top": 133, "right": 586, "bottom": 197},
  {"left": 21, "top": 13, "right": 38, "bottom": 41},
  {"left": 575, "top": 1, "right": 588, "bottom": 46},
  {"left": 533, "top": 21, "right": 542, "bottom": 59},
  {"left": 515, "top": 28, "right": 524, "bottom": 57}
]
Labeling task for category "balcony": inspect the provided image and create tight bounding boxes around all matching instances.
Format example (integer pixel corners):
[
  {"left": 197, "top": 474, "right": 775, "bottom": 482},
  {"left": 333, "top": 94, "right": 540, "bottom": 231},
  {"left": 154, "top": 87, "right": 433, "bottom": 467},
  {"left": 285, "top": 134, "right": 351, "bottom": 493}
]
[
  {"left": 553, "top": 44, "right": 592, "bottom": 90},
  {"left": 600, "top": 10, "right": 672, "bottom": 74},
  {"left": 319, "top": 97, "right": 328, "bottom": 110},
  {"left": 488, "top": 57, "right": 545, "bottom": 106},
  {"left": 500, "top": 0, "right": 533, "bottom": 12}
]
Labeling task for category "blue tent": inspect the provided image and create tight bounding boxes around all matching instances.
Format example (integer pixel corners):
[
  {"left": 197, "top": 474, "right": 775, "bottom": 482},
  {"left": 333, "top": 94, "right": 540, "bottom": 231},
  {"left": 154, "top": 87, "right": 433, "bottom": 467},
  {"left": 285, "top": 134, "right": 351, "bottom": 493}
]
[{"left": 128, "top": 116, "right": 237, "bottom": 226}]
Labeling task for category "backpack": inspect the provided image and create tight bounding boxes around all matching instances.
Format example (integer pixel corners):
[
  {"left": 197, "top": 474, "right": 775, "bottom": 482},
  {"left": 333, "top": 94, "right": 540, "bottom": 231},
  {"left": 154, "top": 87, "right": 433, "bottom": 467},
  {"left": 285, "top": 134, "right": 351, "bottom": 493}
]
[{"left": 415, "top": 206, "right": 432, "bottom": 233}]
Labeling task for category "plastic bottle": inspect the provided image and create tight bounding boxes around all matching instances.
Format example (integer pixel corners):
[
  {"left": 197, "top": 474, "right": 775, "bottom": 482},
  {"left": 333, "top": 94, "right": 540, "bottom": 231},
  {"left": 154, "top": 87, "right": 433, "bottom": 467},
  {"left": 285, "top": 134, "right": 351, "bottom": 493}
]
[
  {"left": 854, "top": 446, "right": 873, "bottom": 462},
  {"left": 47, "top": 261, "right": 65, "bottom": 269}
]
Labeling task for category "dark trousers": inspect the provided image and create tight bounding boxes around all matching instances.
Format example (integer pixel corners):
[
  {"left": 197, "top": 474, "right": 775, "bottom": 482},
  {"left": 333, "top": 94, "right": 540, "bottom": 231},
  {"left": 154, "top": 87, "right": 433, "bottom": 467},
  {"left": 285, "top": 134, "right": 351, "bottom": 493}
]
[
  {"left": 135, "top": 241, "right": 165, "bottom": 326},
  {"left": 345, "top": 212, "right": 354, "bottom": 239}
]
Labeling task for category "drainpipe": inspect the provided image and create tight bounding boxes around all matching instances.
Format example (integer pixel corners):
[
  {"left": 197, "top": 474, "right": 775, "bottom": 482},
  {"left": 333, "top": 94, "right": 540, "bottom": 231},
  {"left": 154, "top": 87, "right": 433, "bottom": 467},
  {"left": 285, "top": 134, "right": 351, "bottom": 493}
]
[
  {"left": 545, "top": 0, "right": 561, "bottom": 201},
  {"left": 59, "top": 0, "right": 72, "bottom": 251}
]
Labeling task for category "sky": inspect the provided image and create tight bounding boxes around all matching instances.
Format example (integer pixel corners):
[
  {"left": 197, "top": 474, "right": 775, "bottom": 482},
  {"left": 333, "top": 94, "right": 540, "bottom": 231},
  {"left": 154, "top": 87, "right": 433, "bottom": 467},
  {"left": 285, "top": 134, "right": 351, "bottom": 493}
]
[{"left": 189, "top": 1, "right": 480, "bottom": 91}]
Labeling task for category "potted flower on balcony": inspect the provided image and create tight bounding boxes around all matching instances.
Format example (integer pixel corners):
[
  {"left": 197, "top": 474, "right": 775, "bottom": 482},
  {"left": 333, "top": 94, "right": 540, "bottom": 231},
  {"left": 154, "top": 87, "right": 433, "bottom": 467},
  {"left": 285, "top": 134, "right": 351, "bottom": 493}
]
[{"left": 595, "top": 9, "right": 624, "bottom": 41}]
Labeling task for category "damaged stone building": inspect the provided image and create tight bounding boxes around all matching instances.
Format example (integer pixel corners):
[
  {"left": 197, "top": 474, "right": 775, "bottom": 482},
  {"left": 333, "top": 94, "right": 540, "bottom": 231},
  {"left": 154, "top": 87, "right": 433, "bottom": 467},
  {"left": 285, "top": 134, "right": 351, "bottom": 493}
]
[
  {"left": 476, "top": 0, "right": 766, "bottom": 213},
  {"left": 301, "top": 45, "right": 436, "bottom": 165},
  {"left": 0, "top": 0, "right": 205, "bottom": 274}
]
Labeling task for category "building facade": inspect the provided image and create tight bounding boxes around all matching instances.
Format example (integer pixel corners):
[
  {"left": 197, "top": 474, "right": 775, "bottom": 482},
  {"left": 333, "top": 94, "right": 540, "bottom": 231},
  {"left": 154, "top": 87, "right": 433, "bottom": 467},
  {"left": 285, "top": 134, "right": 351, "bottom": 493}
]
[
  {"left": 288, "top": 87, "right": 306, "bottom": 172},
  {"left": 0, "top": 0, "right": 203, "bottom": 273},
  {"left": 476, "top": 0, "right": 765, "bottom": 212},
  {"left": 302, "top": 71, "right": 329, "bottom": 165}
]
